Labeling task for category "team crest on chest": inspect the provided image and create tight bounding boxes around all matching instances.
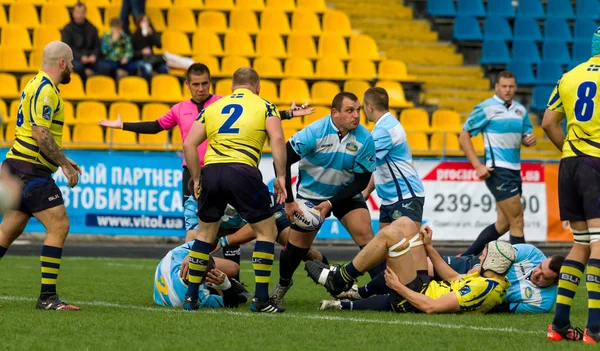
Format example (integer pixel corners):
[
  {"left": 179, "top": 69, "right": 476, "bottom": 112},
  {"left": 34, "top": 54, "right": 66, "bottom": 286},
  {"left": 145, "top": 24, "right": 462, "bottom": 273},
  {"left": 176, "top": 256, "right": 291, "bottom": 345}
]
[{"left": 346, "top": 142, "right": 358, "bottom": 151}]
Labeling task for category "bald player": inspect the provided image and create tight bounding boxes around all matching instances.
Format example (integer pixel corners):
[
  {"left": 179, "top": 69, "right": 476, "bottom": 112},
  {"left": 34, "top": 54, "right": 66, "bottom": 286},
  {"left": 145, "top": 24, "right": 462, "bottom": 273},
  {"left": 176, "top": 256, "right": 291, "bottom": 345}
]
[{"left": 0, "top": 41, "right": 82, "bottom": 310}]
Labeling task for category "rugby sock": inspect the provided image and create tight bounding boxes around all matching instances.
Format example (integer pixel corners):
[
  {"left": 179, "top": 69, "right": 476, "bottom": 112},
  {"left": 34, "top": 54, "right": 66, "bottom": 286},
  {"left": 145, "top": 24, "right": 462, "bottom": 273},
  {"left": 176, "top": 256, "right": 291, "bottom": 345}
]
[
  {"left": 553, "top": 260, "right": 585, "bottom": 328},
  {"left": 279, "top": 242, "right": 308, "bottom": 287},
  {"left": 0, "top": 245, "right": 7, "bottom": 261},
  {"left": 186, "top": 240, "right": 212, "bottom": 299},
  {"left": 336, "top": 261, "right": 362, "bottom": 285},
  {"left": 223, "top": 245, "right": 241, "bottom": 281},
  {"left": 358, "top": 271, "right": 387, "bottom": 298},
  {"left": 509, "top": 234, "right": 526, "bottom": 244},
  {"left": 586, "top": 259, "right": 600, "bottom": 333},
  {"left": 252, "top": 241, "right": 275, "bottom": 302},
  {"left": 359, "top": 244, "right": 386, "bottom": 279},
  {"left": 40, "top": 245, "right": 62, "bottom": 298},
  {"left": 340, "top": 295, "right": 392, "bottom": 311},
  {"left": 462, "top": 223, "right": 501, "bottom": 256}
]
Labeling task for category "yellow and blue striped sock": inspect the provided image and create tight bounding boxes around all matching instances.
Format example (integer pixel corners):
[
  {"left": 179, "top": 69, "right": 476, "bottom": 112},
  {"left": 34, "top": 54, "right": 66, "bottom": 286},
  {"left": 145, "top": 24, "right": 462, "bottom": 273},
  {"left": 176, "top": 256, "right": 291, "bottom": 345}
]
[
  {"left": 587, "top": 259, "right": 600, "bottom": 333},
  {"left": 338, "top": 262, "right": 362, "bottom": 285},
  {"left": 40, "top": 245, "right": 62, "bottom": 297},
  {"left": 252, "top": 241, "right": 274, "bottom": 302},
  {"left": 0, "top": 245, "right": 7, "bottom": 261},
  {"left": 186, "top": 240, "right": 212, "bottom": 299},
  {"left": 553, "top": 259, "right": 585, "bottom": 328}
]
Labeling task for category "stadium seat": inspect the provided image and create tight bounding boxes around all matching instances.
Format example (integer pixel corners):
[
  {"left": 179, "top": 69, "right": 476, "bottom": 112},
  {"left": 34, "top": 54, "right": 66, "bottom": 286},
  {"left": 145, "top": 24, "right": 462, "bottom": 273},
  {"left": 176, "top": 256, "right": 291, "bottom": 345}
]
[
  {"left": 28, "top": 50, "right": 42, "bottom": 70},
  {"left": 516, "top": 0, "right": 545, "bottom": 19},
  {"left": 151, "top": 74, "right": 183, "bottom": 103},
  {"left": 266, "top": 0, "right": 295, "bottom": 11},
  {"left": 204, "top": 0, "right": 233, "bottom": 10},
  {"left": 8, "top": 3, "right": 39, "bottom": 28},
  {"left": 221, "top": 56, "right": 251, "bottom": 76},
  {"left": 86, "top": 76, "right": 118, "bottom": 100},
  {"left": 72, "top": 124, "right": 105, "bottom": 145},
  {"left": 406, "top": 132, "right": 429, "bottom": 152},
  {"left": 230, "top": 9, "right": 260, "bottom": 34},
  {"left": 513, "top": 17, "right": 543, "bottom": 42},
  {"left": 1, "top": 25, "right": 32, "bottom": 50},
  {"left": 33, "top": 26, "right": 62, "bottom": 51},
  {"left": 109, "top": 102, "right": 140, "bottom": 122},
  {"left": 510, "top": 39, "right": 541, "bottom": 64},
  {"left": 574, "top": 19, "right": 598, "bottom": 40},
  {"left": 260, "top": 9, "right": 290, "bottom": 35},
  {"left": 8, "top": 100, "right": 19, "bottom": 121},
  {"left": 139, "top": 131, "right": 168, "bottom": 149},
  {"left": 315, "top": 58, "right": 346, "bottom": 80},
  {"left": 0, "top": 6, "right": 6, "bottom": 28},
  {"left": 291, "top": 10, "right": 321, "bottom": 36},
  {"left": 224, "top": 31, "right": 256, "bottom": 57},
  {"left": 146, "top": 0, "right": 171, "bottom": 9},
  {"left": 142, "top": 103, "right": 170, "bottom": 121},
  {"left": 546, "top": 0, "right": 575, "bottom": 20},
  {"left": 0, "top": 73, "right": 19, "bottom": 98},
  {"left": 192, "top": 31, "right": 223, "bottom": 56},
  {"left": 287, "top": 33, "right": 318, "bottom": 59},
  {"left": 506, "top": 61, "right": 537, "bottom": 85},
  {"left": 537, "top": 62, "right": 564, "bottom": 85},
  {"left": 576, "top": 0, "right": 600, "bottom": 20},
  {"left": 480, "top": 39, "right": 511, "bottom": 65},
  {"left": 167, "top": 7, "right": 197, "bottom": 33},
  {"left": 483, "top": 16, "right": 512, "bottom": 41},
  {"left": 118, "top": 76, "right": 150, "bottom": 102},
  {"left": 41, "top": 4, "right": 70, "bottom": 28},
  {"left": 0, "top": 48, "right": 30, "bottom": 72},
  {"left": 542, "top": 40, "right": 571, "bottom": 65},
  {"left": 457, "top": 0, "right": 485, "bottom": 17},
  {"left": 281, "top": 117, "right": 303, "bottom": 130},
  {"left": 531, "top": 85, "right": 555, "bottom": 112},
  {"left": 84, "top": 6, "right": 103, "bottom": 31},
  {"left": 258, "top": 80, "right": 280, "bottom": 104},
  {"left": 452, "top": 16, "right": 483, "bottom": 41},
  {"left": 4, "top": 121, "right": 15, "bottom": 143},
  {"left": 378, "top": 60, "right": 416, "bottom": 81},
  {"left": 343, "top": 80, "right": 370, "bottom": 99},
  {"left": 104, "top": 6, "right": 128, "bottom": 31},
  {"left": 62, "top": 101, "right": 75, "bottom": 124},
  {"left": 83, "top": 0, "right": 111, "bottom": 8},
  {"left": 197, "top": 11, "right": 228, "bottom": 34},
  {"left": 426, "top": 0, "right": 456, "bottom": 17},
  {"left": 349, "top": 35, "right": 380, "bottom": 60},
  {"left": 544, "top": 18, "right": 572, "bottom": 43},
  {"left": 192, "top": 54, "right": 221, "bottom": 75},
  {"left": 304, "top": 106, "right": 330, "bottom": 124},
  {"left": 171, "top": 126, "right": 183, "bottom": 146},
  {"left": 173, "top": 0, "right": 203, "bottom": 9},
  {"left": 236, "top": 0, "right": 264, "bottom": 10},
  {"left": 162, "top": 30, "right": 192, "bottom": 55},
  {"left": 0, "top": 99, "right": 7, "bottom": 120},
  {"left": 76, "top": 101, "right": 107, "bottom": 122},
  {"left": 430, "top": 132, "right": 460, "bottom": 153},
  {"left": 19, "top": 73, "right": 35, "bottom": 91},
  {"left": 215, "top": 79, "right": 230, "bottom": 97},
  {"left": 297, "top": 0, "right": 326, "bottom": 12},
  {"left": 279, "top": 78, "right": 311, "bottom": 105},
  {"left": 59, "top": 73, "right": 86, "bottom": 100},
  {"left": 399, "top": 108, "right": 431, "bottom": 132},
  {"left": 255, "top": 32, "right": 287, "bottom": 58},
  {"left": 347, "top": 59, "right": 376, "bottom": 81},
  {"left": 311, "top": 81, "right": 340, "bottom": 105},
  {"left": 431, "top": 109, "right": 462, "bottom": 132},
  {"left": 253, "top": 56, "right": 283, "bottom": 79},
  {"left": 487, "top": 0, "right": 515, "bottom": 18},
  {"left": 283, "top": 57, "right": 315, "bottom": 79},
  {"left": 318, "top": 34, "right": 349, "bottom": 59},
  {"left": 573, "top": 39, "right": 592, "bottom": 64},
  {"left": 322, "top": 10, "right": 352, "bottom": 37},
  {"left": 376, "top": 81, "right": 413, "bottom": 108}
]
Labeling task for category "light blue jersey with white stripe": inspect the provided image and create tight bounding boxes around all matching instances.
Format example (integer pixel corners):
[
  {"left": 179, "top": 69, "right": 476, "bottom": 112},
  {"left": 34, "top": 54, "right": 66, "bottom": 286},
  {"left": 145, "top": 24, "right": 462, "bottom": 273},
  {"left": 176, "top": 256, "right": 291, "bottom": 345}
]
[
  {"left": 463, "top": 96, "right": 533, "bottom": 170},
  {"left": 372, "top": 113, "right": 425, "bottom": 205},
  {"left": 290, "top": 115, "right": 376, "bottom": 200}
]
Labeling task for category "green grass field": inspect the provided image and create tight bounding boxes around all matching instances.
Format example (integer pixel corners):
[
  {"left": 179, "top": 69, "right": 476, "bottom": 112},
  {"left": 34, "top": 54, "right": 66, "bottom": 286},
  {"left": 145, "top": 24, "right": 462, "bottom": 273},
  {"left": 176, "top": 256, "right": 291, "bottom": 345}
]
[{"left": 0, "top": 255, "right": 594, "bottom": 350}]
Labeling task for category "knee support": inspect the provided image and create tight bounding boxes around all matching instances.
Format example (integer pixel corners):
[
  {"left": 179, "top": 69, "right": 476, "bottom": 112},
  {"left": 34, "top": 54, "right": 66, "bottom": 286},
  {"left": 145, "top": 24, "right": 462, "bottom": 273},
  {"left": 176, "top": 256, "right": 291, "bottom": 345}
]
[
  {"left": 388, "top": 238, "right": 410, "bottom": 258},
  {"left": 573, "top": 229, "right": 591, "bottom": 245},
  {"left": 408, "top": 233, "right": 424, "bottom": 248}
]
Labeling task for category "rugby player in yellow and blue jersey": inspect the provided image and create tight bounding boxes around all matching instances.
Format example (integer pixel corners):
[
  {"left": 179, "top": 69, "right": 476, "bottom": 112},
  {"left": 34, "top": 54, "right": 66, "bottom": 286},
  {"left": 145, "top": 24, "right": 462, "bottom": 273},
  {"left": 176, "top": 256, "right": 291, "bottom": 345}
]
[{"left": 0, "top": 41, "right": 82, "bottom": 310}]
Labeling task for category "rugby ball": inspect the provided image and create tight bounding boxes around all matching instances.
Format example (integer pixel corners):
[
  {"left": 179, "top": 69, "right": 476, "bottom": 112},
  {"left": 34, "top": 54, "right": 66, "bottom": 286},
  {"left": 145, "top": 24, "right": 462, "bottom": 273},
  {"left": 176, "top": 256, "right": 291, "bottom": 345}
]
[{"left": 293, "top": 199, "right": 324, "bottom": 231}]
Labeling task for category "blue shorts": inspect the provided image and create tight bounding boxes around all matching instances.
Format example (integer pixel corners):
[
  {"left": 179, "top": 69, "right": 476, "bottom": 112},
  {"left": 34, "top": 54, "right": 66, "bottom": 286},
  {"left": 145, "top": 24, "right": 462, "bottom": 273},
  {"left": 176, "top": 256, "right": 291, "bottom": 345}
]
[
  {"left": 485, "top": 167, "right": 522, "bottom": 201},
  {"left": 379, "top": 197, "right": 424, "bottom": 224},
  {"left": 439, "top": 255, "right": 480, "bottom": 275}
]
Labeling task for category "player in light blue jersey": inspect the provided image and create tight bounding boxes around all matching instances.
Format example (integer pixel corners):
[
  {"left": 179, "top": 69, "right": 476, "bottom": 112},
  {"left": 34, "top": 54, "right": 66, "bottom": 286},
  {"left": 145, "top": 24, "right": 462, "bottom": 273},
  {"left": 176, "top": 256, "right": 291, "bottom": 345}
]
[
  {"left": 272, "top": 92, "right": 378, "bottom": 306},
  {"left": 459, "top": 71, "right": 537, "bottom": 255}
]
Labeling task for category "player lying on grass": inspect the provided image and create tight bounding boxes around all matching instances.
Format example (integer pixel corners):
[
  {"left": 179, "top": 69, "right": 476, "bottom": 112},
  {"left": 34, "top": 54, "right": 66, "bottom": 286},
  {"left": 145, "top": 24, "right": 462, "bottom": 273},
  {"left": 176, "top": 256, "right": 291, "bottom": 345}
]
[{"left": 305, "top": 218, "right": 513, "bottom": 314}]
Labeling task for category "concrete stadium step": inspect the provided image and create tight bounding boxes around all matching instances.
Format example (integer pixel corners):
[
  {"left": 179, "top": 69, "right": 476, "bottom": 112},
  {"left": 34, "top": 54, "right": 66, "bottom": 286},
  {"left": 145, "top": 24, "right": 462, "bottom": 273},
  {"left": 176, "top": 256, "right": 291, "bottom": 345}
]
[
  {"left": 351, "top": 20, "right": 438, "bottom": 42},
  {"left": 420, "top": 76, "right": 490, "bottom": 90},
  {"left": 328, "top": 1, "right": 413, "bottom": 19},
  {"left": 381, "top": 44, "right": 464, "bottom": 65},
  {"left": 408, "top": 65, "right": 484, "bottom": 78},
  {"left": 434, "top": 98, "right": 480, "bottom": 114},
  {"left": 425, "top": 89, "right": 493, "bottom": 101}
]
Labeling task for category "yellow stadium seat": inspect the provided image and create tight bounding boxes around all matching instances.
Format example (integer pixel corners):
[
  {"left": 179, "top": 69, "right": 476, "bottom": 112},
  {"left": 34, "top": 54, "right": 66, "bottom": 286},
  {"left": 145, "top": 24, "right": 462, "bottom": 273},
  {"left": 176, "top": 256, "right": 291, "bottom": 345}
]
[
  {"left": 318, "top": 34, "right": 349, "bottom": 59},
  {"left": 76, "top": 101, "right": 107, "bottom": 122},
  {"left": 315, "top": 58, "right": 346, "bottom": 80},
  {"left": 167, "top": 7, "right": 197, "bottom": 33},
  {"left": 215, "top": 79, "right": 231, "bottom": 97},
  {"left": 266, "top": 0, "right": 294, "bottom": 11},
  {"left": 472, "top": 133, "right": 484, "bottom": 152},
  {"left": 230, "top": 9, "right": 259, "bottom": 34},
  {"left": 41, "top": 4, "right": 70, "bottom": 28},
  {"left": 170, "top": 126, "right": 183, "bottom": 149},
  {"left": 297, "top": 0, "right": 326, "bottom": 12},
  {"left": 146, "top": 0, "right": 171, "bottom": 9},
  {"left": 0, "top": 7, "right": 6, "bottom": 28},
  {"left": 62, "top": 100, "right": 75, "bottom": 124},
  {"left": 103, "top": 6, "right": 121, "bottom": 28},
  {"left": 162, "top": 30, "right": 192, "bottom": 55},
  {"left": 0, "top": 73, "right": 19, "bottom": 98},
  {"left": 224, "top": 31, "right": 255, "bottom": 57},
  {"left": 376, "top": 81, "right": 413, "bottom": 108},
  {"left": 259, "top": 80, "right": 280, "bottom": 104},
  {"left": 350, "top": 35, "right": 380, "bottom": 61},
  {"left": 109, "top": 102, "right": 140, "bottom": 122},
  {"left": 4, "top": 121, "right": 16, "bottom": 143},
  {"left": 197, "top": 11, "right": 228, "bottom": 34},
  {"left": 9, "top": 100, "right": 19, "bottom": 121},
  {"left": 118, "top": 76, "right": 150, "bottom": 102},
  {"left": 253, "top": 56, "right": 283, "bottom": 79},
  {"left": 151, "top": 74, "right": 182, "bottom": 103},
  {"left": 432, "top": 109, "right": 462, "bottom": 133},
  {"left": 146, "top": 8, "right": 166, "bottom": 31},
  {"left": 236, "top": 0, "right": 264, "bottom": 10},
  {"left": 84, "top": 5, "right": 103, "bottom": 31},
  {"left": 142, "top": 102, "right": 170, "bottom": 121},
  {"left": 430, "top": 132, "right": 460, "bottom": 153},
  {"left": 322, "top": 10, "right": 352, "bottom": 36},
  {"left": 1, "top": 25, "right": 32, "bottom": 49},
  {"left": 204, "top": 0, "right": 233, "bottom": 10},
  {"left": 72, "top": 124, "right": 105, "bottom": 145},
  {"left": 86, "top": 76, "right": 118, "bottom": 100},
  {"left": 33, "top": 26, "right": 61, "bottom": 51},
  {"left": 48, "top": 0, "right": 77, "bottom": 6},
  {"left": 283, "top": 57, "right": 314, "bottom": 79},
  {"left": 221, "top": 56, "right": 251, "bottom": 76},
  {"left": 347, "top": 59, "right": 376, "bottom": 80},
  {"left": 82, "top": 0, "right": 111, "bottom": 8},
  {"left": 311, "top": 81, "right": 340, "bottom": 106},
  {"left": 280, "top": 78, "right": 310, "bottom": 105},
  {"left": 255, "top": 32, "right": 286, "bottom": 58},
  {"left": 0, "top": 100, "right": 7, "bottom": 120},
  {"left": 378, "top": 59, "right": 417, "bottom": 82},
  {"left": 182, "top": 82, "right": 191, "bottom": 99},
  {"left": 304, "top": 106, "right": 329, "bottom": 124},
  {"left": 260, "top": 9, "right": 290, "bottom": 35},
  {"left": 192, "top": 54, "right": 221, "bottom": 76},
  {"left": 399, "top": 108, "right": 431, "bottom": 132},
  {"left": 291, "top": 10, "right": 321, "bottom": 36},
  {"left": 29, "top": 50, "right": 42, "bottom": 70},
  {"left": 0, "top": 48, "right": 30, "bottom": 72},
  {"left": 532, "top": 126, "right": 545, "bottom": 139},
  {"left": 281, "top": 118, "right": 303, "bottom": 130},
  {"left": 172, "top": 0, "right": 201, "bottom": 8},
  {"left": 139, "top": 131, "right": 168, "bottom": 149},
  {"left": 9, "top": 3, "right": 39, "bottom": 28},
  {"left": 287, "top": 33, "right": 318, "bottom": 59},
  {"left": 192, "top": 31, "right": 223, "bottom": 56},
  {"left": 108, "top": 128, "right": 138, "bottom": 147},
  {"left": 343, "top": 80, "right": 370, "bottom": 99},
  {"left": 406, "top": 132, "right": 429, "bottom": 152},
  {"left": 59, "top": 73, "right": 86, "bottom": 100}
]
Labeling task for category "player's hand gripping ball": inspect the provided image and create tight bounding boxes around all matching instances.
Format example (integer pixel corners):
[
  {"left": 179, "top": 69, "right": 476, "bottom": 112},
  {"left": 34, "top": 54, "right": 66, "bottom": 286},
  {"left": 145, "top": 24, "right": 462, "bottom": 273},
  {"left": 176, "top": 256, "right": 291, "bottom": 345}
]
[{"left": 293, "top": 199, "right": 324, "bottom": 231}]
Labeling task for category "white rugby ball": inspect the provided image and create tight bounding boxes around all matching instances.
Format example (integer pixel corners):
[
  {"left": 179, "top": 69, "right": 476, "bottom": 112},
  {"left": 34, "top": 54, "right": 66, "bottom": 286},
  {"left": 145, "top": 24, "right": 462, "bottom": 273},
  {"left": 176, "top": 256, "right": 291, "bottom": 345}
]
[{"left": 293, "top": 199, "right": 323, "bottom": 231}]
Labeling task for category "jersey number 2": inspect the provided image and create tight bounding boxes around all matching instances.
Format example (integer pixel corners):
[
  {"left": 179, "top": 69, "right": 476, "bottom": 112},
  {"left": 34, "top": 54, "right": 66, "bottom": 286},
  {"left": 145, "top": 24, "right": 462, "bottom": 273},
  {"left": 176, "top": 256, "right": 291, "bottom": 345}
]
[
  {"left": 218, "top": 104, "right": 243, "bottom": 134},
  {"left": 16, "top": 91, "right": 26, "bottom": 127},
  {"left": 574, "top": 81, "right": 597, "bottom": 122}
]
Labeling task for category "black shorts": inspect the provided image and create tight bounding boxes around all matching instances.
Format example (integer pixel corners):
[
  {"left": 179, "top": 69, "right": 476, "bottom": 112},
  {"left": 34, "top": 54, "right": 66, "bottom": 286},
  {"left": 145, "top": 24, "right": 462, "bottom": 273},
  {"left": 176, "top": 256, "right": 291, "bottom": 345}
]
[
  {"left": 558, "top": 157, "right": 600, "bottom": 222},
  {"left": 485, "top": 167, "right": 522, "bottom": 201},
  {"left": 197, "top": 163, "right": 273, "bottom": 224},
  {"left": 379, "top": 197, "right": 425, "bottom": 224},
  {"left": 182, "top": 166, "right": 192, "bottom": 203},
  {"left": 290, "top": 194, "right": 368, "bottom": 232},
  {"left": 3, "top": 159, "right": 64, "bottom": 215},
  {"left": 390, "top": 275, "right": 432, "bottom": 313}
]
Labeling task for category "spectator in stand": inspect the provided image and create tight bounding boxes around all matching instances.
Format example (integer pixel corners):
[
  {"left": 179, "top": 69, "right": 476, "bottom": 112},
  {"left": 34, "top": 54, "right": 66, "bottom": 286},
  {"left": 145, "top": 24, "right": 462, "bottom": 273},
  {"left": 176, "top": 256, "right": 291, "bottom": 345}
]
[
  {"left": 120, "top": 0, "right": 146, "bottom": 35},
  {"left": 98, "top": 18, "right": 143, "bottom": 80},
  {"left": 131, "top": 14, "right": 168, "bottom": 81},
  {"left": 61, "top": 3, "right": 101, "bottom": 82}
]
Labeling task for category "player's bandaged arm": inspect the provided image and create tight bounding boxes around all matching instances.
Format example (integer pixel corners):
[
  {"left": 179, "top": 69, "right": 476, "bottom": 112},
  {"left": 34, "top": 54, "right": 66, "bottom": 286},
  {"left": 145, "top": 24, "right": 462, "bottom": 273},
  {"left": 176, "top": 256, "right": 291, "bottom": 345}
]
[
  {"left": 541, "top": 109, "right": 566, "bottom": 151},
  {"left": 327, "top": 172, "right": 372, "bottom": 208},
  {"left": 31, "top": 126, "right": 70, "bottom": 166},
  {"left": 285, "top": 141, "right": 301, "bottom": 203},
  {"left": 425, "top": 244, "right": 463, "bottom": 282},
  {"left": 122, "top": 121, "right": 164, "bottom": 134},
  {"left": 391, "top": 283, "right": 460, "bottom": 314}
]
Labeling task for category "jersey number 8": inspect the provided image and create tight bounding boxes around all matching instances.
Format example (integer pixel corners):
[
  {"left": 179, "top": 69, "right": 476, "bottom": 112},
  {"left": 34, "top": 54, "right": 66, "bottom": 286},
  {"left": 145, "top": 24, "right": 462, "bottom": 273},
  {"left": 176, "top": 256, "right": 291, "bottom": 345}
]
[
  {"left": 16, "top": 91, "right": 26, "bottom": 127},
  {"left": 574, "top": 81, "right": 597, "bottom": 122},
  {"left": 218, "top": 104, "right": 244, "bottom": 134}
]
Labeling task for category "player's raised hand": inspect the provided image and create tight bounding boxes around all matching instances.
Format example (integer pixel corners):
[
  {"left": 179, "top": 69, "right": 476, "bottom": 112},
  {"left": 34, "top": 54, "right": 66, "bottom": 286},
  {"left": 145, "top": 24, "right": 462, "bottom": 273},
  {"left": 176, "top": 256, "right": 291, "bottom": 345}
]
[
  {"left": 522, "top": 134, "right": 537, "bottom": 147},
  {"left": 475, "top": 164, "right": 493, "bottom": 180},
  {"left": 285, "top": 201, "right": 303, "bottom": 222},
  {"left": 179, "top": 254, "right": 190, "bottom": 283},
  {"left": 314, "top": 200, "right": 332, "bottom": 219},
  {"left": 98, "top": 114, "right": 124, "bottom": 129},
  {"left": 421, "top": 225, "right": 433, "bottom": 246},
  {"left": 289, "top": 101, "right": 315, "bottom": 118},
  {"left": 273, "top": 175, "right": 287, "bottom": 204}
]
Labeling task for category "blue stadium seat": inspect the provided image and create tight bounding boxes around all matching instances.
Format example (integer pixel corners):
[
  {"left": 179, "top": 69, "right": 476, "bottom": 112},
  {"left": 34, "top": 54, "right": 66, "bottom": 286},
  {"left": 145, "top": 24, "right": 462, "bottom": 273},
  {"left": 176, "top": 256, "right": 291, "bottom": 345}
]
[
  {"left": 531, "top": 85, "right": 555, "bottom": 112},
  {"left": 576, "top": 0, "right": 600, "bottom": 20},
  {"left": 457, "top": 0, "right": 485, "bottom": 18},
  {"left": 516, "top": 0, "right": 545, "bottom": 19},
  {"left": 574, "top": 19, "right": 598, "bottom": 40},
  {"left": 546, "top": 0, "right": 575, "bottom": 20},
  {"left": 484, "top": 16, "right": 512, "bottom": 41},
  {"left": 487, "top": 0, "right": 515, "bottom": 18},
  {"left": 544, "top": 18, "right": 572, "bottom": 43},
  {"left": 453, "top": 16, "right": 483, "bottom": 41},
  {"left": 573, "top": 39, "right": 592, "bottom": 64},
  {"left": 513, "top": 17, "right": 542, "bottom": 42},
  {"left": 427, "top": 0, "right": 456, "bottom": 17},
  {"left": 537, "top": 62, "right": 564, "bottom": 85},
  {"left": 542, "top": 40, "right": 572, "bottom": 65},
  {"left": 506, "top": 61, "right": 537, "bottom": 85},
  {"left": 511, "top": 39, "right": 541, "bottom": 64},
  {"left": 480, "top": 39, "right": 510, "bottom": 65}
]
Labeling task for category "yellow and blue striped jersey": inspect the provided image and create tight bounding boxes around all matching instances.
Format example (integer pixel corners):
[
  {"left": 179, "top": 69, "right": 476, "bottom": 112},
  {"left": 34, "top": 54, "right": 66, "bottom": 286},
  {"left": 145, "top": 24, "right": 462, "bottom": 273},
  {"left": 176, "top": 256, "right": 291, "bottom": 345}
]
[
  {"left": 426, "top": 272, "right": 509, "bottom": 313},
  {"left": 547, "top": 57, "right": 600, "bottom": 159},
  {"left": 197, "top": 88, "right": 280, "bottom": 168},
  {"left": 5, "top": 71, "right": 65, "bottom": 173}
]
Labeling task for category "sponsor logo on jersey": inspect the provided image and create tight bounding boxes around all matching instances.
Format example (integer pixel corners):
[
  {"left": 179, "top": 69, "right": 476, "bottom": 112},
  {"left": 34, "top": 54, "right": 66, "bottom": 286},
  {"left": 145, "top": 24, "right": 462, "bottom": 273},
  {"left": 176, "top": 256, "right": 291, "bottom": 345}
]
[{"left": 346, "top": 142, "right": 358, "bottom": 151}]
